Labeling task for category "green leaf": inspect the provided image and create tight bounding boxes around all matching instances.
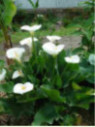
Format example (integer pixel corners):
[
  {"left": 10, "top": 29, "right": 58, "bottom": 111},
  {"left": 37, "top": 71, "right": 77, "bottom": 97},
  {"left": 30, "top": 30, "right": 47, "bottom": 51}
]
[
  {"left": 87, "top": 75, "right": 94, "bottom": 84},
  {"left": 32, "top": 103, "right": 59, "bottom": 125},
  {"left": 41, "top": 85, "right": 66, "bottom": 103},
  {"left": 35, "top": 0, "right": 39, "bottom": 8},
  {"left": 54, "top": 74, "right": 62, "bottom": 89},
  {"left": 1, "top": 98, "right": 34, "bottom": 117},
  {"left": 0, "top": 101, "right": 5, "bottom": 113},
  {"left": 72, "top": 82, "right": 81, "bottom": 91},
  {"left": 77, "top": 96, "right": 94, "bottom": 109},
  {"left": 73, "top": 47, "right": 84, "bottom": 54},
  {"left": 0, "top": 0, "right": 16, "bottom": 26},
  {"left": 62, "top": 114, "right": 76, "bottom": 125},
  {"left": 64, "top": 84, "right": 94, "bottom": 109},
  {"left": 28, "top": 0, "right": 35, "bottom": 8},
  {"left": 0, "top": 82, "right": 14, "bottom": 93},
  {"left": 79, "top": 64, "right": 94, "bottom": 84},
  {"left": 0, "top": 60, "right": 5, "bottom": 70},
  {"left": 28, "top": 0, "right": 39, "bottom": 8}
]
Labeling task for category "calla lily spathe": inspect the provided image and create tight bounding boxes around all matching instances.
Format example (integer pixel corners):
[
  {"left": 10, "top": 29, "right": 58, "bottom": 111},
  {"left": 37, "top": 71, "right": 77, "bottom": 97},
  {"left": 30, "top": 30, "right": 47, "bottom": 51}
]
[
  {"left": 42, "top": 42, "right": 64, "bottom": 56},
  {"left": 37, "top": 14, "right": 44, "bottom": 18},
  {"left": 88, "top": 54, "right": 95, "bottom": 66},
  {"left": 0, "top": 69, "right": 6, "bottom": 81},
  {"left": 20, "top": 37, "right": 38, "bottom": 48},
  {"left": 13, "top": 82, "right": 34, "bottom": 95},
  {"left": 47, "top": 35, "right": 61, "bottom": 42},
  {"left": 21, "top": 24, "right": 42, "bottom": 32},
  {"left": 6, "top": 47, "right": 25, "bottom": 62},
  {"left": 65, "top": 55, "right": 80, "bottom": 64},
  {"left": 12, "top": 70, "right": 23, "bottom": 79}
]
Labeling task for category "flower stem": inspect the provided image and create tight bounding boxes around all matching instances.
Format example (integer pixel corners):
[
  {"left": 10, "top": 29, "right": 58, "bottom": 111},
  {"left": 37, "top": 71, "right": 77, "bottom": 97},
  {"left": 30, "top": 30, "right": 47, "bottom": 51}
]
[
  {"left": 61, "top": 63, "right": 69, "bottom": 77},
  {"left": 52, "top": 56, "right": 60, "bottom": 82},
  {"left": 54, "top": 56, "right": 59, "bottom": 75},
  {"left": 68, "top": 72, "right": 79, "bottom": 82},
  {"left": 0, "top": 20, "right": 12, "bottom": 65},
  {"left": 31, "top": 34, "right": 37, "bottom": 59}
]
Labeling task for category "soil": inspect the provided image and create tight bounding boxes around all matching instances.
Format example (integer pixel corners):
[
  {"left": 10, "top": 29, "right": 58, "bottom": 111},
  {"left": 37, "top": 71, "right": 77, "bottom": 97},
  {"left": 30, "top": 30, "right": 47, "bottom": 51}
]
[{"left": 0, "top": 109, "right": 94, "bottom": 125}]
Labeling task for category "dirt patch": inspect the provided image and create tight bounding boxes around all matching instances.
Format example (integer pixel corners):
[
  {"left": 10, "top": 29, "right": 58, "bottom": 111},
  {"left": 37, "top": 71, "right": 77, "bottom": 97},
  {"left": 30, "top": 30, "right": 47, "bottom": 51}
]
[{"left": 0, "top": 109, "right": 94, "bottom": 125}]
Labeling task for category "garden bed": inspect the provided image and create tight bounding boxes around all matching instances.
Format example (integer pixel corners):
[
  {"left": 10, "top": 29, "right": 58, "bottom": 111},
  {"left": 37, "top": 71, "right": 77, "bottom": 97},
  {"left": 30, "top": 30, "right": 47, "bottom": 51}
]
[{"left": 0, "top": 0, "right": 94, "bottom": 126}]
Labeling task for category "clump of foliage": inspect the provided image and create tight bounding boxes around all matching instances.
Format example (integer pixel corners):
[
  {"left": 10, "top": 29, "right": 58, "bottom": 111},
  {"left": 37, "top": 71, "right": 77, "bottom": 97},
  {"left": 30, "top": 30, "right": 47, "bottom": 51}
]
[
  {"left": 72, "top": 0, "right": 94, "bottom": 86},
  {"left": 0, "top": 0, "right": 16, "bottom": 53},
  {"left": 75, "top": 0, "right": 94, "bottom": 52},
  {"left": 0, "top": 23, "right": 94, "bottom": 125},
  {"left": 0, "top": 0, "right": 94, "bottom": 125}
]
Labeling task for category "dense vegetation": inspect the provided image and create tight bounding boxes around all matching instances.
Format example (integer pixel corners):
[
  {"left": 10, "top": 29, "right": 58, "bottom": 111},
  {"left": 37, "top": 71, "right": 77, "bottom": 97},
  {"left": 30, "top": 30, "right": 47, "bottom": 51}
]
[{"left": 0, "top": 0, "right": 94, "bottom": 125}]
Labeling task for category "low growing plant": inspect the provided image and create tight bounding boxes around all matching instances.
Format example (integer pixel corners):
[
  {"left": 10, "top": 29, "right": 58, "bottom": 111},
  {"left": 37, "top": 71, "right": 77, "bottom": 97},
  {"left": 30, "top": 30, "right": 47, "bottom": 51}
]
[{"left": 0, "top": 24, "right": 94, "bottom": 125}]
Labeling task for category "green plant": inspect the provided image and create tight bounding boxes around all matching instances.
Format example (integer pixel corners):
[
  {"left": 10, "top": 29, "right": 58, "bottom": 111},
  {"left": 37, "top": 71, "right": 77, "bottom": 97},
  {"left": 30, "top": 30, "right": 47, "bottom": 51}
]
[
  {"left": 0, "top": 0, "right": 16, "bottom": 63},
  {"left": 28, "top": 0, "right": 39, "bottom": 9},
  {"left": 72, "top": 0, "right": 95, "bottom": 86},
  {"left": 0, "top": 24, "right": 94, "bottom": 125},
  {"left": 76, "top": 0, "right": 94, "bottom": 52}
]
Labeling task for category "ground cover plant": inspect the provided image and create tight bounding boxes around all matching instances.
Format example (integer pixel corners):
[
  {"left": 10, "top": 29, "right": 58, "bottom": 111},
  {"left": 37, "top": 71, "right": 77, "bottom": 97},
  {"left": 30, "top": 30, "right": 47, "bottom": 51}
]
[{"left": 0, "top": 0, "right": 94, "bottom": 125}]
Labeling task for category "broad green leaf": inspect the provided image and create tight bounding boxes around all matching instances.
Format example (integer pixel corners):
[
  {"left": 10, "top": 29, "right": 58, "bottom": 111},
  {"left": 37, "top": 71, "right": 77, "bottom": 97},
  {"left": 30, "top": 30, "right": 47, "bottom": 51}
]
[
  {"left": 41, "top": 85, "right": 66, "bottom": 103},
  {"left": 0, "top": 0, "right": 16, "bottom": 26},
  {"left": 64, "top": 84, "right": 94, "bottom": 109},
  {"left": 32, "top": 103, "right": 59, "bottom": 125}
]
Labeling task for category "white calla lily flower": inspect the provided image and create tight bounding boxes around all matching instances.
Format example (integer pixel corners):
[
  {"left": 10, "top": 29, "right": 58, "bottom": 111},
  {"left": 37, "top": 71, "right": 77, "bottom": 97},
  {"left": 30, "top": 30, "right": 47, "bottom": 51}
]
[
  {"left": 91, "top": 92, "right": 95, "bottom": 96},
  {"left": 42, "top": 42, "right": 64, "bottom": 56},
  {"left": 13, "top": 82, "right": 34, "bottom": 95},
  {"left": 20, "top": 37, "right": 38, "bottom": 48},
  {"left": 47, "top": 35, "right": 61, "bottom": 42},
  {"left": 65, "top": 55, "right": 80, "bottom": 64},
  {"left": 88, "top": 54, "right": 95, "bottom": 66},
  {"left": 12, "top": 70, "right": 23, "bottom": 79},
  {"left": 0, "top": 69, "right": 6, "bottom": 81},
  {"left": 6, "top": 47, "right": 25, "bottom": 62},
  {"left": 37, "top": 14, "right": 44, "bottom": 18},
  {"left": 21, "top": 24, "right": 42, "bottom": 32}
]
